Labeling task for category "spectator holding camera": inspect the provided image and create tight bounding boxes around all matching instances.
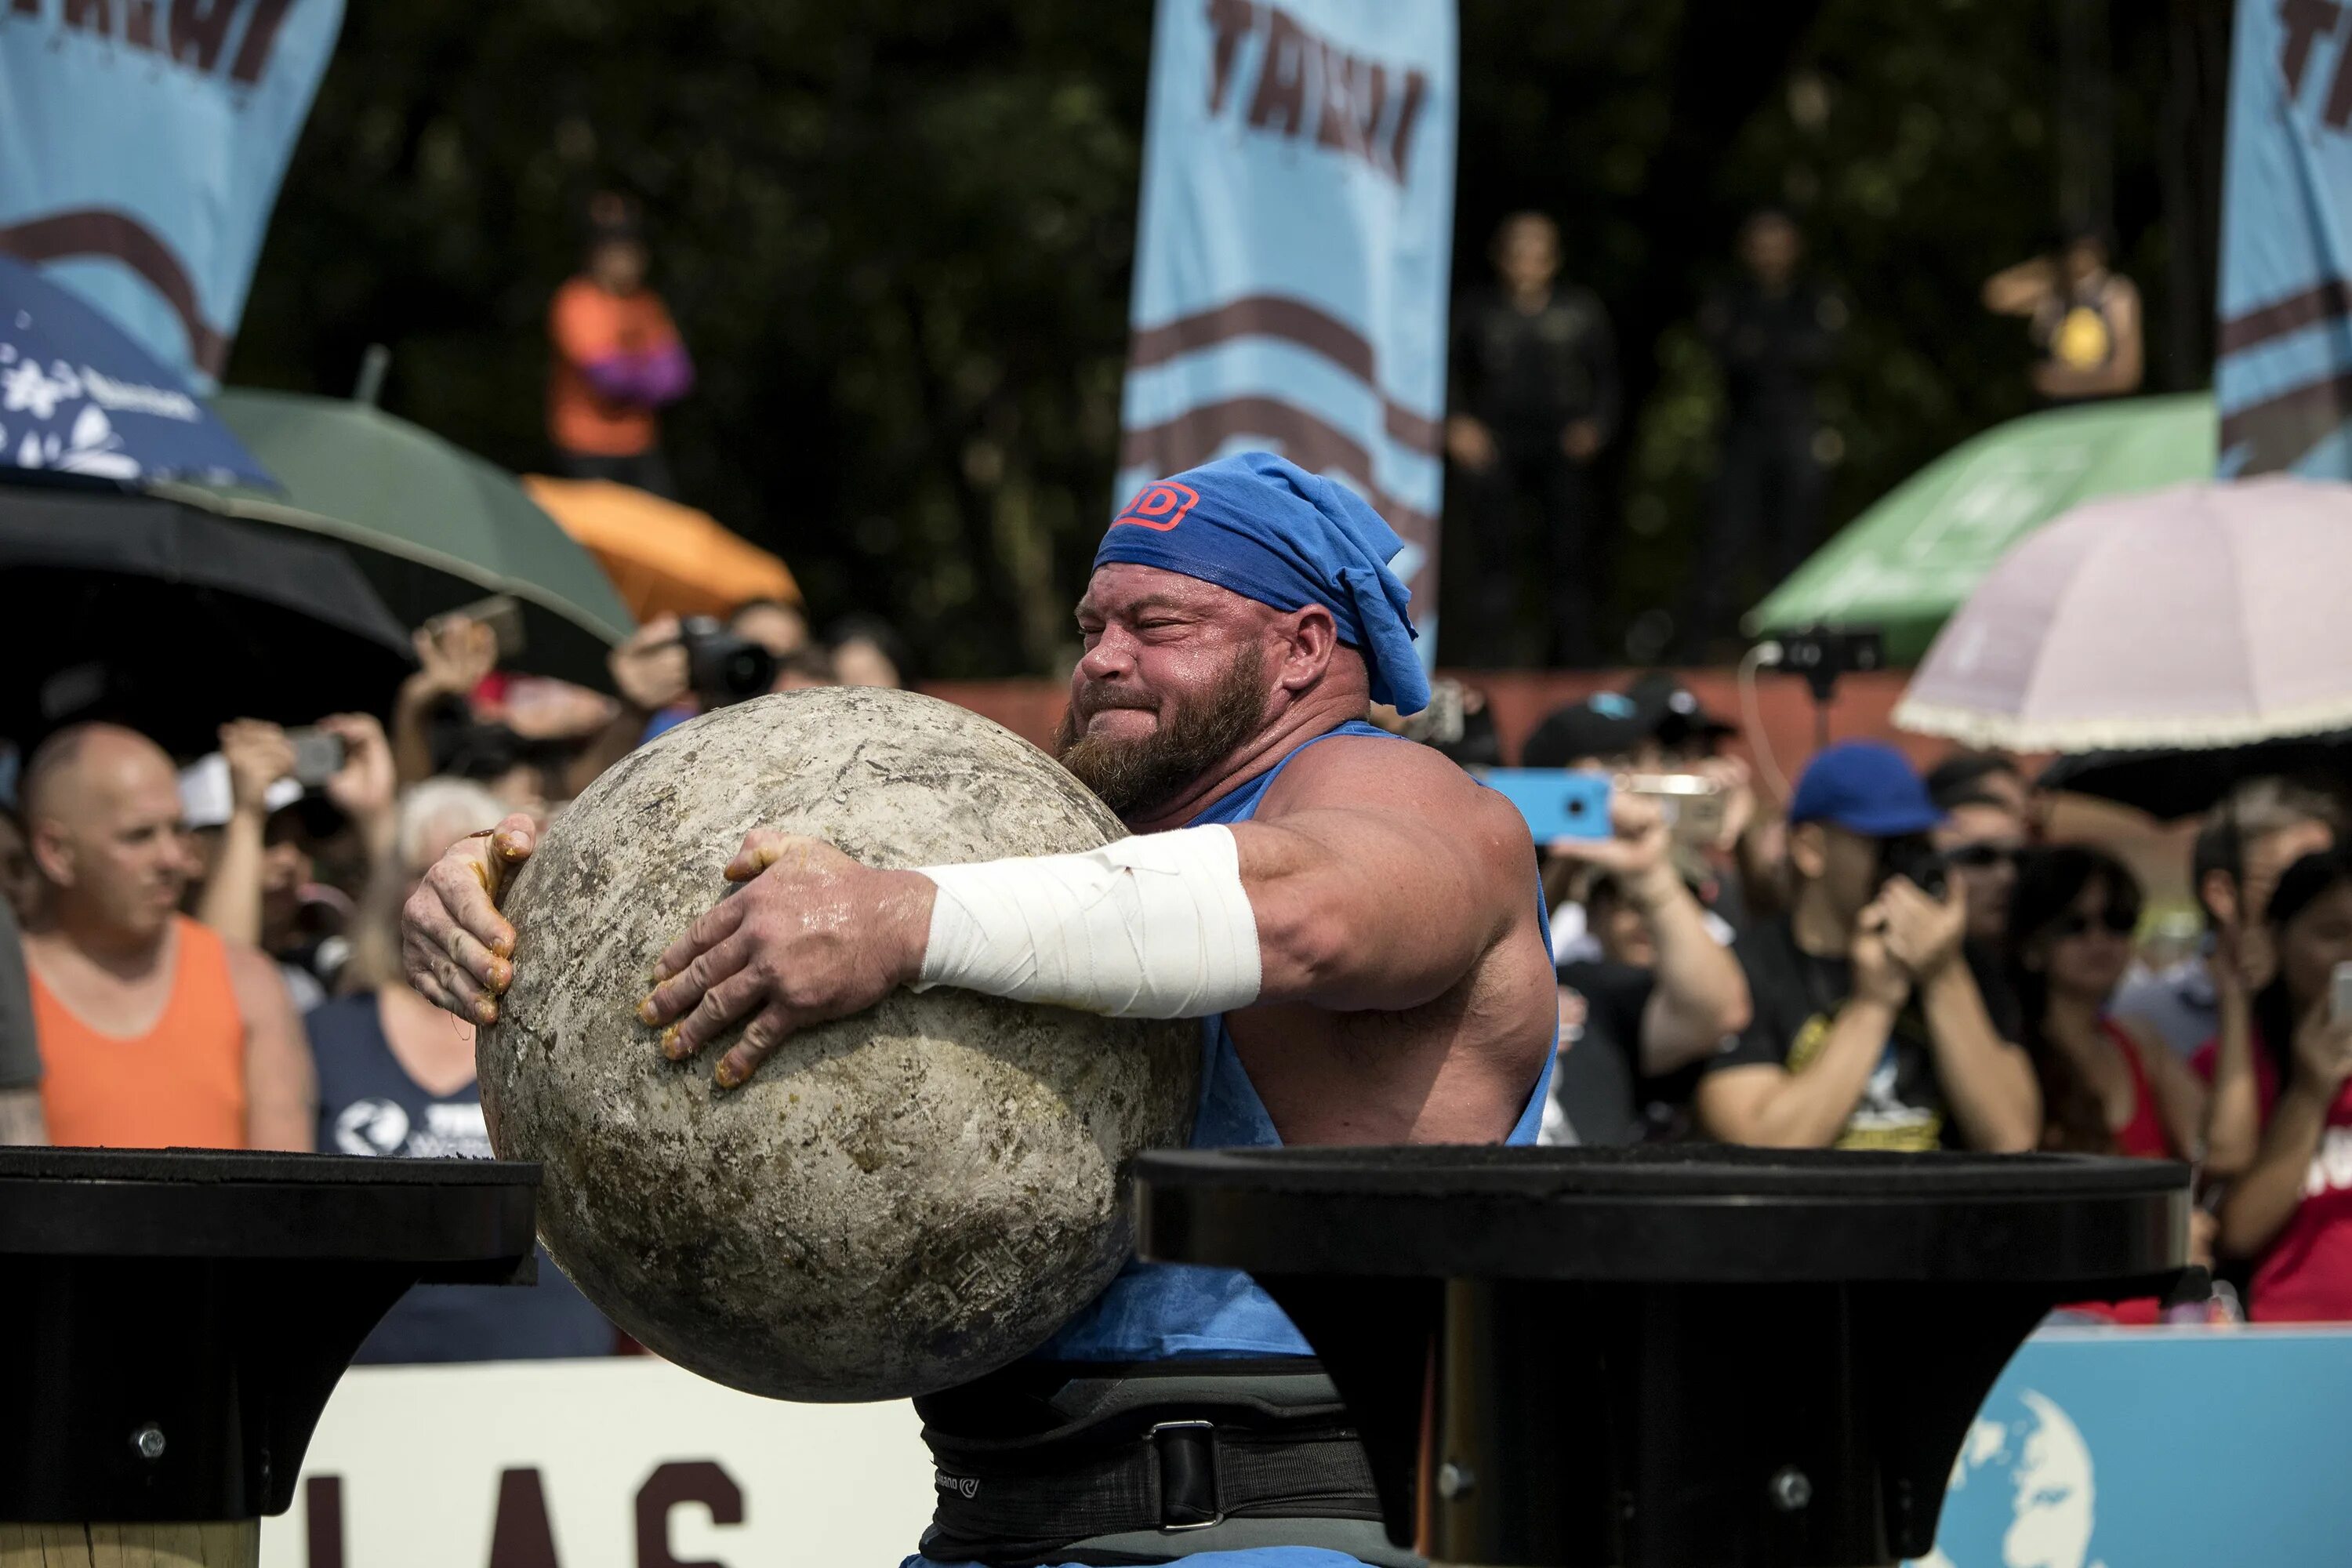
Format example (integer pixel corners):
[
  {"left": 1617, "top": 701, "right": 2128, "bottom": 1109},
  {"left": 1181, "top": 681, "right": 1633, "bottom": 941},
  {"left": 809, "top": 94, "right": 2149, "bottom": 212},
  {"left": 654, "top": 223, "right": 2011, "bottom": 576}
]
[
  {"left": 1523, "top": 684, "right": 1759, "bottom": 953},
  {"left": 1542, "top": 793, "right": 1752, "bottom": 1145},
  {"left": 195, "top": 716, "right": 397, "bottom": 1007},
  {"left": 2116, "top": 779, "right": 2340, "bottom": 1062},
  {"left": 567, "top": 600, "right": 827, "bottom": 792},
  {"left": 1696, "top": 742, "right": 2038, "bottom": 1152},
  {"left": 2209, "top": 848, "right": 2352, "bottom": 1321},
  {"left": 391, "top": 612, "right": 499, "bottom": 788},
  {"left": 1926, "top": 751, "right": 2031, "bottom": 951}
]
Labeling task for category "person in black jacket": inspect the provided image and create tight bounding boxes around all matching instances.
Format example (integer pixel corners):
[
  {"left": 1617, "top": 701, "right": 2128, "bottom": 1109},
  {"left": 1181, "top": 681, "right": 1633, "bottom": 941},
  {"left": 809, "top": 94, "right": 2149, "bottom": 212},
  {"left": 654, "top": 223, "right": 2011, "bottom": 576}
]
[
  {"left": 1446, "top": 212, "right": 1620, "bottom": 666},
  {"left": 1682, "top": 210, "right": 1846, "bottom": 655}
]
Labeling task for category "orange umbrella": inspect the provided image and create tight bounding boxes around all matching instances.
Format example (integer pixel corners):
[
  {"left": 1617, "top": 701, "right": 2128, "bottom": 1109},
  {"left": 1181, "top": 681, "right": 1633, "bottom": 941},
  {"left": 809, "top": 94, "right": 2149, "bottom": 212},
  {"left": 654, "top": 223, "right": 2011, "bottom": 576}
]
[{"left": 521, "top": 476, "right": 799, "bottom": 623}]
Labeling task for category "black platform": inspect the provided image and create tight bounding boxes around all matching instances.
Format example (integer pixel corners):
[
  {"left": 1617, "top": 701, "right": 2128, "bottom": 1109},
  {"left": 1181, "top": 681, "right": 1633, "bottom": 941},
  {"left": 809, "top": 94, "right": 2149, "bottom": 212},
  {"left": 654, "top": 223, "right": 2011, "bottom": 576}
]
[
  {"left": 1134, "top": 1145, "right": 2189, "bottom": 1567},
  {"left": 0, "top": 1147, "right": 541, "bottom": 1523}
]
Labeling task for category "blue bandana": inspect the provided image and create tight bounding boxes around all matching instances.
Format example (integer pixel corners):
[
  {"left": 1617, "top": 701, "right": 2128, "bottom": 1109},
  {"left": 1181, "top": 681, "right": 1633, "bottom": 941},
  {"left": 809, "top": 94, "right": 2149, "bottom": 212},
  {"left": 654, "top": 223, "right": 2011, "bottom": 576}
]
[{"left": 1092, "top": 452, "right": 1429, "bottom": 714}]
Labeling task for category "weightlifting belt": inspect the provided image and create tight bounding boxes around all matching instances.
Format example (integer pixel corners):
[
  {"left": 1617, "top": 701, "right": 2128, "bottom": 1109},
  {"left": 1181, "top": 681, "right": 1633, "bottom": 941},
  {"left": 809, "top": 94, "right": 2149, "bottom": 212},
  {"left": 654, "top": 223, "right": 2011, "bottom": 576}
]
[{"left": 913, "top": 1359, "right": 1420, "bottom": 1567}]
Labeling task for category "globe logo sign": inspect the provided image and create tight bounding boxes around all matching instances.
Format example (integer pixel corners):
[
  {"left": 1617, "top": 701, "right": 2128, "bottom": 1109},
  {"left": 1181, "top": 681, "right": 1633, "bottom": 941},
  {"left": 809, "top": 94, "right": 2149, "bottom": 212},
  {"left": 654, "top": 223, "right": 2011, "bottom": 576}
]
[{"left": 1915, "top": 1389, "right": 2102, "bottom": 1568}]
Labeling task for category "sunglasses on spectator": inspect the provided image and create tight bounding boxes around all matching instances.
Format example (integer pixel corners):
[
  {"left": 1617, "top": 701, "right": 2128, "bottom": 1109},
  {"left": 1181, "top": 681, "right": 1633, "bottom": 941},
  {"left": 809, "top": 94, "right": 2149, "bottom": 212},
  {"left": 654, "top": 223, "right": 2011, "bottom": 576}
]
[
  {"left": 1944, "top": 843, "right": 2016, "bottom": 869},
  {"left": 2049, "top": 906, "right": 2139, "bottom": 938}
]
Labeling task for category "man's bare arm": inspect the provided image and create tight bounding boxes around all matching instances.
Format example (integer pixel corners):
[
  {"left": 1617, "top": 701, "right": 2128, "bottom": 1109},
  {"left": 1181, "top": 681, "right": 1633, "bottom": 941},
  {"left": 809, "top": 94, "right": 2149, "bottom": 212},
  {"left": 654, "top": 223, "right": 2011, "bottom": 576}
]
[
  {"left": 2219, "top": 1080, "right": 2332, "bottom": 1258},
  {"left": 1632, "top": 873, "right": 1750, "bottom": 1074},
  {"left": 227, "top": 945, "right": 315, "bottom": 1152},
  {"left": 2202, "top": 985, "right": 2262, "bottom": 1176},
  {"left": 1541, "top": 796, "right": 1749, "bottom": 1074},
  {"left": 1916, "top": 964, "right": 2040, "bottom": 1152},
  {"left": 0, "top": 1087, "right": 44, "bottom": 1145},
  {"left": 1233, "top": 746, "right": 1530, "bottom": 1012},
  {"left": 1695, "top": 999, "right": 1897, "bottom": 1149}
]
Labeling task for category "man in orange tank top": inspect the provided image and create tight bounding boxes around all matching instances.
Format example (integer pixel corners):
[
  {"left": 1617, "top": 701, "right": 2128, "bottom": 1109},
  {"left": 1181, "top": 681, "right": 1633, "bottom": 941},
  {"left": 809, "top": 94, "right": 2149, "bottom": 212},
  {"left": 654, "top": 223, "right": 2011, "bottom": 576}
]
[{"left": 17, "top": 724, "right": 313, "bottom": 1151}]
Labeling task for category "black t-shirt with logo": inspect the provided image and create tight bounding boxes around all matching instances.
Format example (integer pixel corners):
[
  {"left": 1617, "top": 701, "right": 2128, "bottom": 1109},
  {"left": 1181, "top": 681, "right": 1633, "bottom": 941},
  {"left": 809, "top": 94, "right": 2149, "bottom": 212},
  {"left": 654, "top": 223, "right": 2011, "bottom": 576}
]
[
  {"left": 308, "top": 993, "right": 612, "bottom": 1363},
  {"left": 1704, "top": 918, "right": 2021, "bottom": 1152}
]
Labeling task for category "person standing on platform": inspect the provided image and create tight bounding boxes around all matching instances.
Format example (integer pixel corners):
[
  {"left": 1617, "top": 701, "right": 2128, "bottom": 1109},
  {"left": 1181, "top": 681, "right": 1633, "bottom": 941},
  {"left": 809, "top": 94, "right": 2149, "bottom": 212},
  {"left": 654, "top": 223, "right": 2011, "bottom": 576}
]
[
  {"left": 1446, "top": 212, "right": 1619, "bottom": 666},
  {"left": 1683, "top": 210, "right": 1845, "bottom": 655},
  {"left": 547, "top": 192, "right": 695, "bottom": 498},
  {"left": 18, "top": 724, "right": 312, "bottom": 1151},
  {"left": 1982, "top": 229, "right": 2143, "bottom": 404}
]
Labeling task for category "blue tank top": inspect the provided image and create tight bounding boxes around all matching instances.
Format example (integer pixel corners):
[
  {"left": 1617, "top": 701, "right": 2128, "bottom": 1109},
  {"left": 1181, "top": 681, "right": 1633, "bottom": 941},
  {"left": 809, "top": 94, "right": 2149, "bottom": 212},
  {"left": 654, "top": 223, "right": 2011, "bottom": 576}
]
[
  {"left": 1037, "top": 720, "right": 1555, "bottom": 1361},
  {"left": 309, "top": 993, "right": 615, "bottom": 1364}
]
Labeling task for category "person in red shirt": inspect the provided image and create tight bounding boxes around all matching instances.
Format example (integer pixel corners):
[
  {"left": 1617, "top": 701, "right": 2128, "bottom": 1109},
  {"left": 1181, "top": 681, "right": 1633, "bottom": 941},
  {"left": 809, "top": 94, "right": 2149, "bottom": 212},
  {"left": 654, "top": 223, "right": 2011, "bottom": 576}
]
[
  {"left": 2203, "top": 848, "right": 2352, "bottom": 1322},
  {"left": 546, "top": 193, "right": 693, "bottom": 497},
  {"left": 2005, "top": 846, "right": 2211, "bottom": 1321},
  {"left": 2005, "top": 847, "right": 2205, "bottom": 1159}
]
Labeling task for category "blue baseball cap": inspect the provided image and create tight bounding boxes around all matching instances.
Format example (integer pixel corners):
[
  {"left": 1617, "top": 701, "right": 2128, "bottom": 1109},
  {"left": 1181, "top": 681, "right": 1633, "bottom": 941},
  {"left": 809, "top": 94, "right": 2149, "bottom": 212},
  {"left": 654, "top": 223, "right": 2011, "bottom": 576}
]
[{"left": 1788, "top": 742, "right": 1945, "bottom": 837}]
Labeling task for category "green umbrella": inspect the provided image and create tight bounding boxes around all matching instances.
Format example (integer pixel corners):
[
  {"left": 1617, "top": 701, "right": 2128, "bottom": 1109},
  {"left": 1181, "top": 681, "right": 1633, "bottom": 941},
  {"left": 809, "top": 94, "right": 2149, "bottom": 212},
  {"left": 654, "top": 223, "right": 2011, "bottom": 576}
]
[
  {"left": 157, "top": 388, "right": 636, "bottom": 689},
  {"left": 1747, "top": 393, "right": 2216, "bottom": 664}
]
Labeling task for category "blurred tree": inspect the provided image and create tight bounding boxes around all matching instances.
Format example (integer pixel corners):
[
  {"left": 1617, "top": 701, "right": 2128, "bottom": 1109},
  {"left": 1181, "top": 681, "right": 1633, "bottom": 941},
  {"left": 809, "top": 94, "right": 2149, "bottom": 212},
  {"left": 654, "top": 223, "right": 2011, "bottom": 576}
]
[
  {"left": 234, "top": 0, "right": 2215, "bottom": 678},
  {"left": 235, "top": 0, "right": 1150, "bottom": 679}
]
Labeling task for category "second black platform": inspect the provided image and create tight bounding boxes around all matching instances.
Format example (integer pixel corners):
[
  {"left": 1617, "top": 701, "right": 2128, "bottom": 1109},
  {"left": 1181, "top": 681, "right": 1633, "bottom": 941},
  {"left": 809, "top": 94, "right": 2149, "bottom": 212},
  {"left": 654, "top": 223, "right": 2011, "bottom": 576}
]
[{"left": 1134, "top": 1145, "right": 2188, "bottom": 1568}]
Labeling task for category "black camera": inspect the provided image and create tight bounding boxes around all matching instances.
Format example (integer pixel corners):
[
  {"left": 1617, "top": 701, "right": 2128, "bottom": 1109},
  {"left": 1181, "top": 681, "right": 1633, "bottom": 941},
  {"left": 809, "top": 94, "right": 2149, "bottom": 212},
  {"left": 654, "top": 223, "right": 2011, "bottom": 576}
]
[
  {"left": 1773, "top": 625, "right": 1885, "bottom": 703},
  {"left": 1876, "top": 833, "right": 1949, "bottom": 899},
  {"left": 677, "top": 615, "right": 777, "bottom": 707}
]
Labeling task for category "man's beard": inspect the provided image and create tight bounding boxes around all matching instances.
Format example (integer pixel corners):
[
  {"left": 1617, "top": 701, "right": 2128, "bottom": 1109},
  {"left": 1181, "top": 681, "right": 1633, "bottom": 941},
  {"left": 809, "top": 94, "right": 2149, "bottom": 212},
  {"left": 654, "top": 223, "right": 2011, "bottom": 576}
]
[{"left": 1055, "top": 647, "right": 1269, "bottom": 817}]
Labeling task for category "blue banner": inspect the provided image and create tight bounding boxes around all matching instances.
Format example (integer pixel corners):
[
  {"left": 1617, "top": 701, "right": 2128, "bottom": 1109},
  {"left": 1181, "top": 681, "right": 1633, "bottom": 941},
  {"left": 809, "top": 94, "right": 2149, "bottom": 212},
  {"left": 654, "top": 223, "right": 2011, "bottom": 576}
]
[
  {"left": 2216, "top": 0, "right": 2352, "bottom": 476},
  {"left": 1118, "top": 0, "right": 1456, "bottom": 652},
  {"left": 1912, "top": 1327, "right": 2352, "bottom": 1568},
  {"left": 0, "top": 0, "right": 343, "bottom": 390}
]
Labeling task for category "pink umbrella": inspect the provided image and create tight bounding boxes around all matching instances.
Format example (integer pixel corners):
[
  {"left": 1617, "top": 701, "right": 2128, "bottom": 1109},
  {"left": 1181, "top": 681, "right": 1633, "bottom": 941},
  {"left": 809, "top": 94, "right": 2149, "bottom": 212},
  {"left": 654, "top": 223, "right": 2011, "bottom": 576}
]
[{"left": 1893, "top": 477, "right": 2352, "bottom": 752}]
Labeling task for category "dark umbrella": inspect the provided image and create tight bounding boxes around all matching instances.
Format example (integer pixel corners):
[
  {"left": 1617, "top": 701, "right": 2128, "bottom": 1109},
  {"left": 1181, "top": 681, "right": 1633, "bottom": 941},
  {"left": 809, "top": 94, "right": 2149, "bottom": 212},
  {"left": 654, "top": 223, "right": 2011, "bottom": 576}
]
[
  {"left": 166, "top": 387, "right": 637, "bottom": 690},
  {"left": 0, "top": 485, "right": 413, "bottom": 753},
  {"left": 0, "top": 256, "right": 273, "bottom": 488},
  {"left": 2038, "top": 734, "right": 2352, "bottom": 821}
]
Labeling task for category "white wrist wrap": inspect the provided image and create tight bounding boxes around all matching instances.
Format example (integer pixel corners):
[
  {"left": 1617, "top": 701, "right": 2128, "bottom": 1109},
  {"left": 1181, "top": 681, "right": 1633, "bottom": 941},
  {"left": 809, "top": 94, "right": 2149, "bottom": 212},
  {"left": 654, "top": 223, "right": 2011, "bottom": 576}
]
[{"left": 913, "top": 825, "right": 1262, "bottom": 1019}]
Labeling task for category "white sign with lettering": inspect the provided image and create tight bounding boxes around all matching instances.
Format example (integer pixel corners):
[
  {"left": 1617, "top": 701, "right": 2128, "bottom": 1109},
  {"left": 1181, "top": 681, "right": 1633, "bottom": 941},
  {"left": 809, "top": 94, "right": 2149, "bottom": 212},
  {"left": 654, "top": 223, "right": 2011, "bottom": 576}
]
[{"left": 259, "top": 1357, "right": 934, "bottom": 1568}]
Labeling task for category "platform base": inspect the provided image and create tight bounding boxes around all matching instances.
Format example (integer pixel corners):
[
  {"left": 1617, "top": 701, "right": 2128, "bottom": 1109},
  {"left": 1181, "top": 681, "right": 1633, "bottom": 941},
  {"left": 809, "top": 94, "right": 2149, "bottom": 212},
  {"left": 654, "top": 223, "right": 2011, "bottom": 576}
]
[{"left": 0, "top": 1520, "right": 257, "bottom": 1567}]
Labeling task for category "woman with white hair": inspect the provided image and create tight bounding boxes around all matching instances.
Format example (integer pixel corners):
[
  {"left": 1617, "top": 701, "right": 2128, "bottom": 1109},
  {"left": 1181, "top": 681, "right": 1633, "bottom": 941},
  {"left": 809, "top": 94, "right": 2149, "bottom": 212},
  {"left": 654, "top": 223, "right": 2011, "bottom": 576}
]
[{"left": 307, "top": 779, "right": 612, "bottom": 1362}]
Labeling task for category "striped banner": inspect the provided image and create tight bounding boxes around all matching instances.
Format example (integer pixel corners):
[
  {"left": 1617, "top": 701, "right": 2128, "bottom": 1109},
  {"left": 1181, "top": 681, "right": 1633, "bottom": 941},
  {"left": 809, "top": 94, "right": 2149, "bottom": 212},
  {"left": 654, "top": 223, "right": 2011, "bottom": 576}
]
[
  {"left": 2215, "top": 0, "right": 2352, "bottom": 476},
  {"left": 1118, "top": 0, "right": 1456, "bottom": 650},
  {"left": 0, "top": 0, "right": 344, "bottom": 387}
]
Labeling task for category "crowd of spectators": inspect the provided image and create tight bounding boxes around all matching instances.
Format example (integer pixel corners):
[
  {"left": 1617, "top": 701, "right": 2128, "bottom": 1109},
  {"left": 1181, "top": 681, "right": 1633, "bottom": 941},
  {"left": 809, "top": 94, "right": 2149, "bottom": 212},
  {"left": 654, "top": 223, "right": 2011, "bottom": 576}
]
[
  {"left": 1528, "top": 678, "right": 2349, "bottom": 1324},
  {"left": 0, "top": 596, "right": 910, "bottom": 1363},
  {"left": 0, "top": 528, "right": 2340, "bottom": 1345}
]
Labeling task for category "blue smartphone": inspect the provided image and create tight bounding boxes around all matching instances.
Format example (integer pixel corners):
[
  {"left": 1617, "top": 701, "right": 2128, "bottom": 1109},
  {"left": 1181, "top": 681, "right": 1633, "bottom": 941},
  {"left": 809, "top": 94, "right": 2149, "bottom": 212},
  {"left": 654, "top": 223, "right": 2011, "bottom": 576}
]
[{"left": 1478, "top": 768, "right": 1613, "bottom": 841}]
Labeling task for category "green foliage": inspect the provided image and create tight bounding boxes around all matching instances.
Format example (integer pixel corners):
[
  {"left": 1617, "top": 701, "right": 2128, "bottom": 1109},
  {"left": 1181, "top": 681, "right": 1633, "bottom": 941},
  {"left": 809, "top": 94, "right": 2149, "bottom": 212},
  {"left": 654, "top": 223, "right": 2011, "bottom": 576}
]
[{"left": 235, "top": 0, "right": 2202, "bottom": 674}]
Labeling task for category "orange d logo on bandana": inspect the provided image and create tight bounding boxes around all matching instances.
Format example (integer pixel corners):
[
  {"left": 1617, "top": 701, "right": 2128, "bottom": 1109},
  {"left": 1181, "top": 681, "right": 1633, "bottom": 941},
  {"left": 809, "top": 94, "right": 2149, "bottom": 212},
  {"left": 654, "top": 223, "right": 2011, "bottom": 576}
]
[{"left": 1111, "top": 481, "right": 1200, "bottom": 532}]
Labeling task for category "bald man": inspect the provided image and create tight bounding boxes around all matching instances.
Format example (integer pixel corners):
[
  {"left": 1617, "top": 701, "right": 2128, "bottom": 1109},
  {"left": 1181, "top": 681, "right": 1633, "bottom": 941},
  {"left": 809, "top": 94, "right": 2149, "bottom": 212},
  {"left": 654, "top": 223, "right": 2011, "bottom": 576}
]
[{"left": 18, "top": 724, "right": 312, "bottom": 1151}]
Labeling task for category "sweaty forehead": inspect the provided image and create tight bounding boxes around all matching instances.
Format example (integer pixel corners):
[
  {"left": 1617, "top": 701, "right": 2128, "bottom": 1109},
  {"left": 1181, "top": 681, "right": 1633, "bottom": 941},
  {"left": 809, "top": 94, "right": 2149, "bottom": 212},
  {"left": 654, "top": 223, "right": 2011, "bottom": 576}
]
[{"left": 1078, "top": 563, "right": 1265, "bottom": 622}]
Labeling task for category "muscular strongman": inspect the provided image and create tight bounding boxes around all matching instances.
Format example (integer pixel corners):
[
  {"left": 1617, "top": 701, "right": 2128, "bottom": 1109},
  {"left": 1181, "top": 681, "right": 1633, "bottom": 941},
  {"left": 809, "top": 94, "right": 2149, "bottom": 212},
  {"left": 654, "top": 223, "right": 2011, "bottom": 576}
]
[{"left": 402, "top": 452, "right": 1559, "bottom": 1568}]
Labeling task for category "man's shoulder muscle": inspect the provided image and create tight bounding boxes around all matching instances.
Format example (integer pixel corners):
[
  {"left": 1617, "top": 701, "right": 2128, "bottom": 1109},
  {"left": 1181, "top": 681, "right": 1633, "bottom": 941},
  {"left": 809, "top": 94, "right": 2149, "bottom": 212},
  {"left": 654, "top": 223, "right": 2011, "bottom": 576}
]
[{"left": 1261, "top": 733, "right": 1515, "bottom": 828}]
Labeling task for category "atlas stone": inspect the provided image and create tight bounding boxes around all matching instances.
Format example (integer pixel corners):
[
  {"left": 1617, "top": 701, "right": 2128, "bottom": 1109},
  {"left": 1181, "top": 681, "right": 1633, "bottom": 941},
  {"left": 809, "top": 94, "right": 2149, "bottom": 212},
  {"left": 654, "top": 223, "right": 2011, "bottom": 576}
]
[{"left": 479, "top": 688, "right": 1198, "bottom": 1401}]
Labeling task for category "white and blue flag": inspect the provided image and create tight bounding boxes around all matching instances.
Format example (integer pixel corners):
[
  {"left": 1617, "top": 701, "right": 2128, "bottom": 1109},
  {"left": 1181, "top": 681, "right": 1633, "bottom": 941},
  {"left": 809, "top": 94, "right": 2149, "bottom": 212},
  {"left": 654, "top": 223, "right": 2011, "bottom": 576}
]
[
  {"left": 0, "top": 0, "right": 343, "bottom": 388},
  {"left": 1118, "top": 0, "right": 1457, "bottom": 650},
  {"left": 2217, "top": 0, "right": 2352, "bottom": 476}
]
